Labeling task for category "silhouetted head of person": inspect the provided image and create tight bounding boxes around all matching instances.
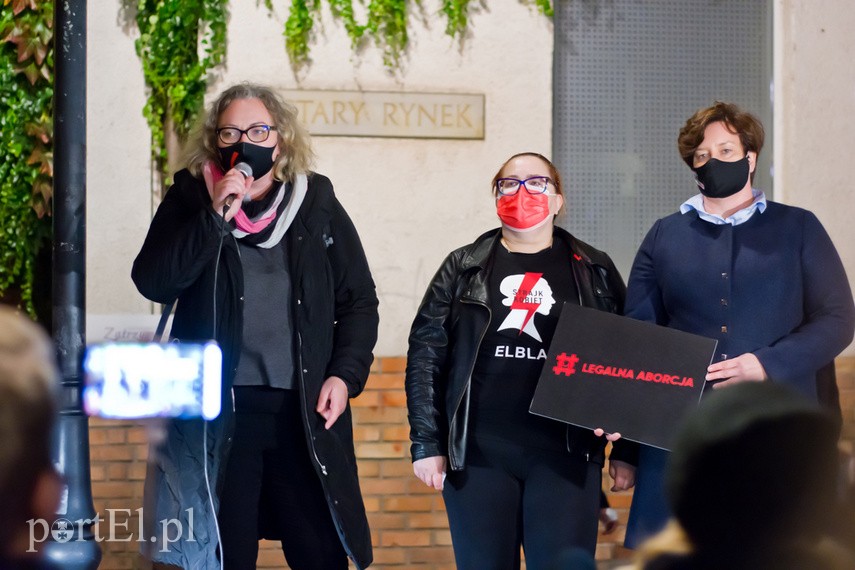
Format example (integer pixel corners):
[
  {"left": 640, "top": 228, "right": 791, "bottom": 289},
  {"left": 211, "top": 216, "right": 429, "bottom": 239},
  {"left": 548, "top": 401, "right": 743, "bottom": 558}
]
[
  {"left": 0, "top": 306, "right": 62, "bottom": 558},
  {"left": 668, "top": 382, "right": 838, "bottom": 555}
]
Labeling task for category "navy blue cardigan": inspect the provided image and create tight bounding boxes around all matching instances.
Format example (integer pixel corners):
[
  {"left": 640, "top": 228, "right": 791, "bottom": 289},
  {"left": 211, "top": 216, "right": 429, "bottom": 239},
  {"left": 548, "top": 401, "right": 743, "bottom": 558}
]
[{"left": 625, "top": 201, "right": 855, "bottom": 400}]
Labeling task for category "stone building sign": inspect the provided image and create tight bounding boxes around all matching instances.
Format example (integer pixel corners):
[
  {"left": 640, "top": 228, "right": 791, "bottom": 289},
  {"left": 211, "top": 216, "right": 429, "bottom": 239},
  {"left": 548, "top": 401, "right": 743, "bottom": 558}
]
[{"left": 282, "top": 89, "right": 485, "bottom": 139}]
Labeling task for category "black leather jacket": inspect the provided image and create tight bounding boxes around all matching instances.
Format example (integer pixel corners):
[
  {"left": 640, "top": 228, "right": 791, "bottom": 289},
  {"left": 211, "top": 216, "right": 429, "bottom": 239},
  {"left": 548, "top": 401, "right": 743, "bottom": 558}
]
[{"left": 406, "top": 227, "right": 638, "bottom": 470}]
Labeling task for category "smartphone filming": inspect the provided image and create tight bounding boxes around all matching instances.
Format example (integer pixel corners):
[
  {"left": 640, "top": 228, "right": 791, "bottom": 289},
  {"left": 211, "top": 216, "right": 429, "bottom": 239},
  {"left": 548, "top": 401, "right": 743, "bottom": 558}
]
[{"left": 82, "top": 342, "right": 222, "bottom": 421}]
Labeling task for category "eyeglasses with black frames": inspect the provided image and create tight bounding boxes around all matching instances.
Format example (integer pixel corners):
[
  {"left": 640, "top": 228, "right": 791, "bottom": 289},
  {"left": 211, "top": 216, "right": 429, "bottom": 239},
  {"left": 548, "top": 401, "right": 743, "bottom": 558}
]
[
  {"left": 495, "top": 176, "right": 553, "bottom": 196},
  {"left": 216, "top": 124, "right": 276, "bottom": 145}
]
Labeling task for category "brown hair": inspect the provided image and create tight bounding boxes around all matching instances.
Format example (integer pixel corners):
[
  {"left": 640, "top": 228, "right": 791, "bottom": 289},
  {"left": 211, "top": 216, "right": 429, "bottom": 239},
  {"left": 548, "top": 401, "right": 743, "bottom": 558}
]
[
  {"left": 491, "top": 152, "right": 566, "bottom": 214},
  {"left": 677, "top": 101, "right": 765, "bottom": 171},
  {"left": 183, "top": 82, "right": 315, "bottom": 182}
]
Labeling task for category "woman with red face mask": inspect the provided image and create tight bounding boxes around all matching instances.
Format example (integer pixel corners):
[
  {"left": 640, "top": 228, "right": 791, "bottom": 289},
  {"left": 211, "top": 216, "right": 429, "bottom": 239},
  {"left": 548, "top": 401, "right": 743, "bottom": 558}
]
[{"left": 405, "top": 152, "right": 638, "bottom": 569}]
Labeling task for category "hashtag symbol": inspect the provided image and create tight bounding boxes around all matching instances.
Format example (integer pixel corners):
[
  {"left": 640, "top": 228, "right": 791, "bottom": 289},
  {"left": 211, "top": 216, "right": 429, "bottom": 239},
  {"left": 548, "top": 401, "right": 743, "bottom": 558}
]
[{"left": 553, "top": 352, "right": 579, "bottom": 376}]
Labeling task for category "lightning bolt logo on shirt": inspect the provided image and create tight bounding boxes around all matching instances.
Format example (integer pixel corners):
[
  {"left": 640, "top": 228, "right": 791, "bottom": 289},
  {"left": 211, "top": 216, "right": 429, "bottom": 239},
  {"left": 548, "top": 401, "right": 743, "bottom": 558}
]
[{"left": 497, "top": 272, "right": 556, "bottom": 342}]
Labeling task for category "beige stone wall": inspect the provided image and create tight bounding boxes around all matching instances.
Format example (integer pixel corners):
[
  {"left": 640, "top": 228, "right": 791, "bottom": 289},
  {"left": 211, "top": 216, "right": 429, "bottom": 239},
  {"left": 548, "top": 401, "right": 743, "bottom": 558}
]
[
  {"left": 86, "top": 0, "right": 553, "bottom": 357},
  {"left": 87, "top": 1, "right": 855, "bottom": 357},
  {"left": 88, "top": 1, "right": 855, "bottom": 358},
  {"left": 775, "top": 0, "right": 855, "bottom": 355}
]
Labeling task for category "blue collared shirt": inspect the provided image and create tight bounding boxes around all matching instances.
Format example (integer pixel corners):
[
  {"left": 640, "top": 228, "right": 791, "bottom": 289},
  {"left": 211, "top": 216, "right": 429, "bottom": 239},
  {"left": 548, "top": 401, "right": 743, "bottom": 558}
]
[{"left": 680, "top": 189, "right": 767, "bottom": 226}]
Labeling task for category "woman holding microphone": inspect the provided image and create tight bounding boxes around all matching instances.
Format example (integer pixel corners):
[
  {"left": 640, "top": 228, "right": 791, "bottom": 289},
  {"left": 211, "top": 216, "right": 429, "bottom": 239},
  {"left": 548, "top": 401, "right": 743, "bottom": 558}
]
[{"left": 133, "top": 82, "right": 378, "bottom": 569}]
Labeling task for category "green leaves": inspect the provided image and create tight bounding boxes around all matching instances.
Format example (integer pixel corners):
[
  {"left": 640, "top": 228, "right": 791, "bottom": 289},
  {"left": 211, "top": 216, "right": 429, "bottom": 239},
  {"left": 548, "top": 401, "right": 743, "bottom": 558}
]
[
  {"left": 131, "top": 0, "right": 553, "bottom": 188},
  {"left": 280, "top": 0, "right": 553, "bottom": 72},
  {"left": 1, "top": 0, "right": 51, "bottom": 82},
  {"left": 533, "top": 0, "right": 553, "bottom": 18},
  {"left": 441, "top": 0, "right": 471, "bottom": 38},
  {"left": 0, "top": 0, "right": 53, "bottom": 315},
  {"left": 365, "top": 0, "right": 408, "bottom": 69},
  {"left": 284, "top": 0, "right": 411, "bottom": 69},
  {"left": 285, "top": 0, "right": 321, "bottom": 66},
  {"left": 133, "top": 0, "right": 228, "bottom": 186}
]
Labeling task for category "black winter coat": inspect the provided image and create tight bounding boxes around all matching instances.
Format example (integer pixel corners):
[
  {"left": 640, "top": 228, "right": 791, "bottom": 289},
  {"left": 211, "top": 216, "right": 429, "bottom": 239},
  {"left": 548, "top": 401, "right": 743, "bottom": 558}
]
[
  {"left": 132, "top": 169, "right": 378, "bottom": 569},
  {"left": 406, "top": 227, "right": 639, "bottom": 470}
]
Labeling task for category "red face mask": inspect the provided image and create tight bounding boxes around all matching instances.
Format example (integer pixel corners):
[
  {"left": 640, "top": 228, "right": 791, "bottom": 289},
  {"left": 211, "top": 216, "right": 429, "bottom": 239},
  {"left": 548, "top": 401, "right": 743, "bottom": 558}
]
[{"left": 496, "top": 191, "right": 551, "bottom": 232}]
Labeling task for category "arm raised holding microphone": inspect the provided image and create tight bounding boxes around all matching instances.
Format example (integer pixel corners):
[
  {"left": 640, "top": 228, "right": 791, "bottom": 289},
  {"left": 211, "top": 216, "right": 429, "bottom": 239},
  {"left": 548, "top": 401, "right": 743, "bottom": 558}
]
[
  {"left": 204, "top": 161, "right": 254, "bottom": 219},
  {"left": 132, "top": 83, "right": 378, "bottom": 570},
  {"left": 204, "top": 121, "right": 278, "bottom": 219}
]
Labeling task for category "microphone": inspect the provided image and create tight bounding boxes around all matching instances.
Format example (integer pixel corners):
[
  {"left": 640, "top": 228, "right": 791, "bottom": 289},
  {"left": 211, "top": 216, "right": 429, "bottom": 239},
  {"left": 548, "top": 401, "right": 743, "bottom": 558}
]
[
  {"left": 233, "top": 162, "right": 252, "bottom": 179},
  {"left": 223, "top": 162, "right": 253, "bottom": 214}
]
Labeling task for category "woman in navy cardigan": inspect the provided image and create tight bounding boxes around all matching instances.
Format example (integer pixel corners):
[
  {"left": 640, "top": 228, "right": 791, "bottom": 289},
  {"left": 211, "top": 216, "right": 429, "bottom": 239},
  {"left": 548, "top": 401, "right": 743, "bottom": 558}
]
[{"left": 620, "top": 101, "right": 855, "bottom": 548}]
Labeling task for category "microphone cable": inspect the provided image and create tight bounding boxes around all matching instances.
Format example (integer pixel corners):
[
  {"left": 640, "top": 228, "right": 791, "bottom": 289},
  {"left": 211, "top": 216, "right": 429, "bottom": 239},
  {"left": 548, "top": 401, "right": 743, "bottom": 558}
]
[
  {"left": 203, "top": 417, "right": 223, "bottom": 567},
  {"left": 204, "top": 199, "right": 233, "bottom": 568},
  {"left": 206, "top": 165, "right": 249, "bottom": 568}
]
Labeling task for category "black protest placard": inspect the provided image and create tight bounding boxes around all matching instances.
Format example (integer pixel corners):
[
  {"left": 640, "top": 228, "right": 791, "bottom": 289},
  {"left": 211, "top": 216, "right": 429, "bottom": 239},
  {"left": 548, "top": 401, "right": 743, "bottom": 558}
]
[{"left": 530, "top": 303, "right": 716, "bottom": 450}]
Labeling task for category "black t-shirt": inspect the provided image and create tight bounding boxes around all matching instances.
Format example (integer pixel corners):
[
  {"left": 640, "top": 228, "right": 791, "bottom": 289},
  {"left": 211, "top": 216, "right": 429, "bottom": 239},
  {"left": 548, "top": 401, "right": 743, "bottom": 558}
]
[{"left": 469, "top": 238, "right": 579, "bottom": 451}]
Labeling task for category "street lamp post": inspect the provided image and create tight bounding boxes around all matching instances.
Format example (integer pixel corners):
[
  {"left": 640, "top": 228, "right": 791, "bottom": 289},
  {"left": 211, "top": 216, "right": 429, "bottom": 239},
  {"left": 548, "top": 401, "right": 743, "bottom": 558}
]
[{"left": 45, "top": 0, "right": 101, "bottom": 567}]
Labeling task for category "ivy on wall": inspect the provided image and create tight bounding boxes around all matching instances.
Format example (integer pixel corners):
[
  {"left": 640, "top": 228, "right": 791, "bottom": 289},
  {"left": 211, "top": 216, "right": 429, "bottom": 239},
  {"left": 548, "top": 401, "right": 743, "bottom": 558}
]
[
  {"left": 281, "top": 0, "right": 409, "bottom": 69},
  {"left": 0, "top": 0, "right": 54, "bottom": 316},
  {"left": 130, "top": 0, "right": 228, "bottom": 186},
  {"left": 0, "top": 0, "right": 552, "bottom": 318},
  {"left": 281, "top": 0, "right": 553, "bottom": 69},
  {"left": 441, "top": 0, "right": 553, "bottom": 38},
  {"left": 132, "top": 0, "right": 552, "bottom": 186}
]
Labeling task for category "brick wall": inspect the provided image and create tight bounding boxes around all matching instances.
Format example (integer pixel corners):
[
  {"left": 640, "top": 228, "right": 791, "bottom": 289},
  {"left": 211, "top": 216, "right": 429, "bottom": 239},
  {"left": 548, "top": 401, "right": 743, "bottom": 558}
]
[
  {"left": 838, "top": 358, "right": 855, "bottom": 452},
  {"left": 87, "top": 356, "right": 855, "bottom": 569}
]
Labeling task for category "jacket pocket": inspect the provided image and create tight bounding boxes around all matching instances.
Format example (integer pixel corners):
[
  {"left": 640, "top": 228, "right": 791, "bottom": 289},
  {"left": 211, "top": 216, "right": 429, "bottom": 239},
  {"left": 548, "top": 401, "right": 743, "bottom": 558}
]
[{"left": 592, "top": 275, "right": 618, "bottom": 313}]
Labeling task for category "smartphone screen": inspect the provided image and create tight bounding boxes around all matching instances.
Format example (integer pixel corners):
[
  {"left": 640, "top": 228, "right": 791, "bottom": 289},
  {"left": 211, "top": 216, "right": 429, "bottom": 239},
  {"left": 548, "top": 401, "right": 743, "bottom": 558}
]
[{"left": 83, "top": 342, "right": 222, "bottom": 420}]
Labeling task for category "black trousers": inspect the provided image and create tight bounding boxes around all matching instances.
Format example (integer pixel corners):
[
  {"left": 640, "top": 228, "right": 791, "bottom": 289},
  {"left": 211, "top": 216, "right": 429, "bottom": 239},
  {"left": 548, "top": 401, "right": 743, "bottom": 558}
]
[
  {"left": 442, "top": 434, "right": 601, "bottom": 570},
  {"left": 217, "top": 388, "right": 347, "bottom": 570}
]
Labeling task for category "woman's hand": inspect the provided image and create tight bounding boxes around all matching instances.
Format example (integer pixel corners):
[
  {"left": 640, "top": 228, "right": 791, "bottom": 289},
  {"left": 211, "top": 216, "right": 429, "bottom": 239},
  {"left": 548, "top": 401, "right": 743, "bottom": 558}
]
[
  {"left": 608, "top": 459, "right": 636, "bottom": 491},
  {"left": 596, "top": 430, "right": 635, "bottom": 490},
  {"left": 706, "top": 353, "right": 767, "bottom": 389},
  {"left": 413, "top": 456, "right": 447, "bottom": 490},
  {"left": 203, "top": 162, "right": 253, "bottom": 221},
  {"left": 316, "top": 376, "right": 348, "bottom": 429},
  {"left": 599, "top": 506, "right": 619, "bottom": 534},
  {"left": 593, "top": 428, "right": 622, "bottom": 442}
]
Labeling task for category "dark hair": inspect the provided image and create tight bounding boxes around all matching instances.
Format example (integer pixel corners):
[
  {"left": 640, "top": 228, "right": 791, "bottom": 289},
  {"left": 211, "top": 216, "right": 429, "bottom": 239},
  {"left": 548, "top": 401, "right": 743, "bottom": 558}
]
[
  {"left": 668, "top": 383, "right": 838, "bottom": 553},
  {"left": 677, "top": 101, "right": 765, "bottom": 175}
]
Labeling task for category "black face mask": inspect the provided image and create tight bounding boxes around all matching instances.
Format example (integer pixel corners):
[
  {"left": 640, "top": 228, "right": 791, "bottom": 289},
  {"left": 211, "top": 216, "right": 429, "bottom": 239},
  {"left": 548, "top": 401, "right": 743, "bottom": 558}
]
[
  {"left": 218, "top": 142, "right": 276, "bottom": 178},
  {"left": 692, "top": 156, "right": 750, "bottom": 199}
]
